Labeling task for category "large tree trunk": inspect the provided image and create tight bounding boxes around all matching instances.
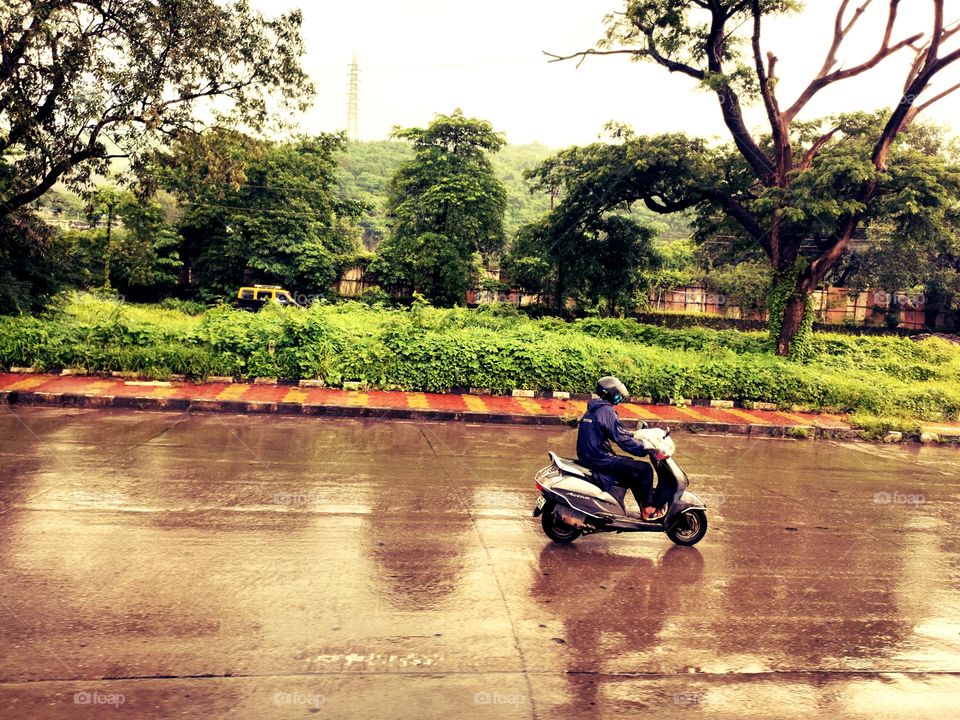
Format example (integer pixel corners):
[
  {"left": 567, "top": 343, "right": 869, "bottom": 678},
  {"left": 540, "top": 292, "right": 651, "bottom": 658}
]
[{"left": 776, "top": 288, "right": 808, "bottom": 357}]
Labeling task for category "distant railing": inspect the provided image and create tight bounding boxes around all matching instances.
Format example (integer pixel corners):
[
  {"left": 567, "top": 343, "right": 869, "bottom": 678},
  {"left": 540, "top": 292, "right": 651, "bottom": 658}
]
[
  {"left": 334, "top": 267, "right": 958, "bottom": 330},
  {"left": 649, "top": 285, "right": 955, "bottom": 331}
]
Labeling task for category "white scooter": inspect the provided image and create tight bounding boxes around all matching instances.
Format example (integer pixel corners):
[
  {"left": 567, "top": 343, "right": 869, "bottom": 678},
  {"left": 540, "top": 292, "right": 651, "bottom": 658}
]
[{"left": 532, "top": 427, "right": 708, "bottom": 546}]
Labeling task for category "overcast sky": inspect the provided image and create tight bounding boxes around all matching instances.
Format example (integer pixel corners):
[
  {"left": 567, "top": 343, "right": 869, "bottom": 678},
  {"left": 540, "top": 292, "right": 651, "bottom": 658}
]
[{"left": 250, "top": 1, "right": 960, "bottom": 147}]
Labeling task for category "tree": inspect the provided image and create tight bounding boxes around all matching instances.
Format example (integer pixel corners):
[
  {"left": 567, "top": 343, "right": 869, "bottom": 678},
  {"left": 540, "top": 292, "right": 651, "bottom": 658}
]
[
  {"left": 702, "top": 260, "right": 773, "bottom": 314},
  {"left": 551, "top": 1, "right": 960, "bottom": 356},
  {"left": 0, "top": 210, "right": 76, "bottom": 314},
  {"left": 336, "top": 140, "right": 415, "bottom": 244},
  {"left": 645, "top": 239, "right": 701, "bottom": 309},
  {"left": 505, "top": 210, "right": 661, "bottom": 316},
  {"left": 845, "top": 125, "right": 960, "bottom": 326},
  {"left": 63, "top": 188, "right": 181, "bottom": 298},
  {"left": 0, "top": 0, "right": 312, "bottom": 218},
  {"left": 85, "top": 187, "right": 125, "bottom": 288},
  {"left": 582, "top": 215, "right": 661, "bottom": 315},
  {"left": 508, "top": 131, "right": 710, "bottom": 312},
  {"left": 372, "top": 110, "right": 508, "bottom": 306},
  {"left": 161, "top": 131, "right": 362, "bottom": 299}
]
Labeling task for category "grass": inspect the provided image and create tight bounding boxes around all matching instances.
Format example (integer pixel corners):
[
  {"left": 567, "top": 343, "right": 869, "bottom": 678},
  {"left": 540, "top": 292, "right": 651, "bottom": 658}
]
[{"left": 1, "top": 292, "right": 958, "bottom": 426}]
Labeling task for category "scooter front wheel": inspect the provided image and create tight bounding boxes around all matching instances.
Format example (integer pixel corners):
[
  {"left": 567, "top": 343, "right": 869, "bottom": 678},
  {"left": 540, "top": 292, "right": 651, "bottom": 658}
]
[
  {"left": 667, "top": 509, "right": 708, "bottom": 546},
  {"left": 541, "top": 506, "right": 582, "bottom": 544}
]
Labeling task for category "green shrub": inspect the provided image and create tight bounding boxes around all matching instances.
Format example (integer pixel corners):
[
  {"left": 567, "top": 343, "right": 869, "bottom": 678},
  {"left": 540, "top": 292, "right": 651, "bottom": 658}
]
[{"left": 2, "top": 293, "right": 959, "bottom": 424}]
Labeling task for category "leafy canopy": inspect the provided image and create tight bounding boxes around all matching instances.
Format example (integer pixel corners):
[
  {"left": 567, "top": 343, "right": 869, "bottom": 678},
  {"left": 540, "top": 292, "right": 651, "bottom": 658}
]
[
  {"left": 0, "top": 0, "right": 312, "bottom": 216},
  {"left": 373, "top": 110, "right": 508, "bottom": 306},
  {"left": 159, "top": 131, "right": 363, "bottom": 300}
]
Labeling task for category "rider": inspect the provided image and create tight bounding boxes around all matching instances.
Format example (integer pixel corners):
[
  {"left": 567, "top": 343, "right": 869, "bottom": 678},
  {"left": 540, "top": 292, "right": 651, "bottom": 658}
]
[{"left": 577, "top": 376, "right": 666, "bottom": 521}]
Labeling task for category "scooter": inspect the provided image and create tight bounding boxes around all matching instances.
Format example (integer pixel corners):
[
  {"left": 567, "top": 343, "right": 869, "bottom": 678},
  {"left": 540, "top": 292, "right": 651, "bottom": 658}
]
[{"left": 532, "top": 427, "right": 708, "bottom": 546}]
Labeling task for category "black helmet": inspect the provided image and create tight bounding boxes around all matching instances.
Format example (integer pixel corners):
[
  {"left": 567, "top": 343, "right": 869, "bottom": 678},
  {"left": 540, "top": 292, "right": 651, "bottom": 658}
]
[{"left": 596, "top": 376, "right": 629, "bottom": 405}]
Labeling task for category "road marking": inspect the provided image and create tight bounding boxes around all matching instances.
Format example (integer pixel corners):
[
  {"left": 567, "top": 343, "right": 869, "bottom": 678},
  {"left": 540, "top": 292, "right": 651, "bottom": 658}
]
[
  {"left": 514, "top": 397, "right": 544, "bottom": 414},
  {"left": 778, "top": 412, "right": 820, "bottom": 427},
  {"left": 3, "top": 377, "right": 47, "bottom": 391},
  {"left": 724, "top": 408, "right": 774, "bottom": 425},
  {"left": 670, "top": 405, "right": 714, "bottom": 422},
  {"left": 216, "top": 385, "right": 250, "bottom": 401},
  {"left": 283, "top": 389, "right": 309, "bottom": 404},
  {"left": 406, "top": 393, "right": 429, "bottom": 409},
  {"left": 463, "top": 395, "right": 488, "bottom": 412},
  {"left": 621, "top": 404, "right": 659, "bottom": 420}
]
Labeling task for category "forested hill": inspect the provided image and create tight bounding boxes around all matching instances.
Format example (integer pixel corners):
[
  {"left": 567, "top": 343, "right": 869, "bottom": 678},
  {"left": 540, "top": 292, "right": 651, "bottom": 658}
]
[
  {"left": 337, "top": 140, "right": 556, "bottom": 239},
  {"left": 336, "top": 139, "right": 692, "bottom": 246}
]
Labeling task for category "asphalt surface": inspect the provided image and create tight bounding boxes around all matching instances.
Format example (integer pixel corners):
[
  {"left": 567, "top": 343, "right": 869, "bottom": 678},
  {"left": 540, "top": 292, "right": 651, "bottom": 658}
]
[{"left": 0, "top": 407, "right": 958, "bottom": 719}]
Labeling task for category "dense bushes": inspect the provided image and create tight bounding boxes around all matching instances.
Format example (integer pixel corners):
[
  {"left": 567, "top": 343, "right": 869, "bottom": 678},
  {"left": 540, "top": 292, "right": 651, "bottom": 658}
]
[{"left": 2, "top": 293, "right": 959, "bottom": 422}]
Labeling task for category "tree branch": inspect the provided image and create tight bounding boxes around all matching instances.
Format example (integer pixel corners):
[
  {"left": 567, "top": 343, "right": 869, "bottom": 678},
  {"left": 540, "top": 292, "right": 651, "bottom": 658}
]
[
  {"left": 641, "top": 196, "right": 698, "bottom": 214},
  {"left": 784, "top": 0, "right": 922, "bottom": 123},
  {"left": 752, "top": 0, "right": 788, "bottom": 174},
  {"left": 798, "top": 127, "right": 840, "bottom": 171},
  {"left": 1, "top": 144, "right": 102, "bottom": 217},
  {"left": 703, "top": 190, "right": 771, "bottom": 255},
  {"left": 544, "top": 48, "right": 647, "bottom": 70},
  {"left": 907, "top": 79, "right": 960, "bottom": 121},
  {"left": 641, "top": 28, "right": 706, "bottom": 80},
  {"left": 703, "top": 5, "right": 776, "bottom": 185}
]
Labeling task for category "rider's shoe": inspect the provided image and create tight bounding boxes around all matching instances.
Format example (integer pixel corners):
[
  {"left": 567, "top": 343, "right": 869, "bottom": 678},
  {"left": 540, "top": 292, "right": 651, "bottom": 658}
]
[{"left": 642, "top": 505, "right": 667, "bottom": 521}]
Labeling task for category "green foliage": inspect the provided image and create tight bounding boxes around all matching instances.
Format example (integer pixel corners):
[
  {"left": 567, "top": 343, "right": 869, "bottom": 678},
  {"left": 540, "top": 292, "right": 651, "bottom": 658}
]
[
  {"left": 65, "top": 187, "right": 181, "bottom": 299},
  {"left": 1, "top": 1, "right": 312, "bottom": 217},
  {"left": 337, "top": 140, "right": 556, "bottom": 242},
  {"left": 577, "top": 215, "right": 661, "bottom": 315},
  {"left": 3, "top": 294, "right": 960, "bottom": 427},
  {"left": 491, "top": 144, "right": 556, "bottom": 235},
  {"left": 372, "top": 111, "right": 508, "bottom": 306},
  {"left": 843, "top": 125, "right": 960, "bottom": 314},
  {"left": 336, "top": 141, "right": 414, "bottom": 238},
  {"left": 850, "top": 414, "right": 922, "bottom": 440},
  {"left": 358, "top": 287, "right": 392, "bottom": 307},
  {"left": 160, "top": 131, "right": 362, "bottom": 300},
  {"left": 507, "top": 133, "right": 698, "bottom": 312},
  {"left": 702, "top": 260, "right": 773, "bottom": 312},
  {"left": 0, "top": 211, "right": 77, "bottom": 314},
  {"left": 767, "top": 261, "right": 815, "bottom": 360},
  {"left": 571, "top": 2, "right": 960, "bottom": 355}
]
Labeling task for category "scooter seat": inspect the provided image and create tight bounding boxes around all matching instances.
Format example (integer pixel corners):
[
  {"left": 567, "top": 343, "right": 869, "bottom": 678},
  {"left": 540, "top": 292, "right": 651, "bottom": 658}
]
[{"left": 549, "top": 452, "right": 594, "bottom": 479}]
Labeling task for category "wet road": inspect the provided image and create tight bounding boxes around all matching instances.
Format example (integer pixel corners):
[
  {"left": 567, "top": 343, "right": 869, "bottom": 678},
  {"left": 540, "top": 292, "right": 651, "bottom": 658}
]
[{"left": 0, "top": 407, "right": 959, "bottom": 719}]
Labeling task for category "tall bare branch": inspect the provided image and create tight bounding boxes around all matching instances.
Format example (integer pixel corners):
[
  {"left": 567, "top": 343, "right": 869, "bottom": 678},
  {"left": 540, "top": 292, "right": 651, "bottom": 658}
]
[{"left": 784, "top": 0, "right": 922, "bottom": 124}]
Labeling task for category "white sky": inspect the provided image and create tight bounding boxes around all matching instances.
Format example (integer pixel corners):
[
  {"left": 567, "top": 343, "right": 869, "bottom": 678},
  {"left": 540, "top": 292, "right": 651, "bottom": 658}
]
[{"left": 251, "top": 1, "right": 960, "bottom": 147}]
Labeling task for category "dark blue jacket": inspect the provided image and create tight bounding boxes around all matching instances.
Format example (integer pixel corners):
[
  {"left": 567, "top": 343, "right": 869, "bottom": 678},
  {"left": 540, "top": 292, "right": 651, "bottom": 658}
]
[{"left": 577, "top": 398, "right": 650, "bottom": 463}]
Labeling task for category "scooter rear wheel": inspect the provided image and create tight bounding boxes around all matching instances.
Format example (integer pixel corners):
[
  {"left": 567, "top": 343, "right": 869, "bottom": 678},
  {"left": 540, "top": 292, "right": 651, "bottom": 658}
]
[
  {"left": 541, "top": 506, "right": 582, "bottom": 543},
  {"left": 666, "top": 509, "right": 707, "bottom": 546}
]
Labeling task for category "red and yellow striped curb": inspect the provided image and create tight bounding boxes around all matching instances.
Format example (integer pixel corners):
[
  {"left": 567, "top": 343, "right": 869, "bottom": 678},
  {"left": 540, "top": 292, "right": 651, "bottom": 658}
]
[{"left": 0, "top": 372, "right": 889, "bottom": 437}]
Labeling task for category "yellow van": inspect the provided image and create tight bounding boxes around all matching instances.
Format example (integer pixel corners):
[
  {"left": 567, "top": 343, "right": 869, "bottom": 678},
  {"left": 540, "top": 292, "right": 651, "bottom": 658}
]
[{"left": 236, "top": 285, "right": 301, "bottom": 311}]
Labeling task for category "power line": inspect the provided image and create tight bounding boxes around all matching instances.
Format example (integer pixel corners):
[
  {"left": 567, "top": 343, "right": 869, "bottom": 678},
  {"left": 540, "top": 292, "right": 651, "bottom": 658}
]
[{"left": 312, "top": 57, "right": 540, "bottom": 73}]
